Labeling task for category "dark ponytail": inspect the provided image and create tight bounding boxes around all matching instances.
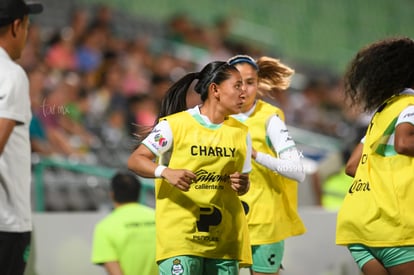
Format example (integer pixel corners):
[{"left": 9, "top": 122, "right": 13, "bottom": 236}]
[
  {"left": 158, "top": 61, "right": 238, "bottom": 118},
  {"left": 158, "top": 72, "right": 198, "bottom": 118}
]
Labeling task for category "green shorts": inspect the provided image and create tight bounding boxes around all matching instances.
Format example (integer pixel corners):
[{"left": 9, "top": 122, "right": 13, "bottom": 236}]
[
  {"left": 158, "top": 255, "right": 239, "bottom": 275},
  {"left": 348, "top": 244, "right": 414, "bottom": 269},
  {"left": 251, "top": 241, "right": 284, "bottom": 273}
]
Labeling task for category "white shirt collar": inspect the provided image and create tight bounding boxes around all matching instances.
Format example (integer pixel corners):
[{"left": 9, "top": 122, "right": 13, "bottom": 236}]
[
  {"left": 189, "top": 105, "right": 216, "bottom": 125},
  {"left": 401, "top": 88, "right": 414, "bottom": 95},
  {"left": 0, "top": 47, "right": 11, "bottom": 61}
]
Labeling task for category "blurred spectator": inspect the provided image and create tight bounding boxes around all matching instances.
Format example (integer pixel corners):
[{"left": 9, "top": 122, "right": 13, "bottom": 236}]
[
  {"left": 128, "top": 94, "right": 158, "bottom": 127},
  {"left": 45, "top": 28, "right": 78, "bottom": 71},
  {"left": 87, "top": 62, "right": 127, "bottom": 128},
  {"left": 101, "top": 108, "right": 128, "bottom": 149},
  {"left": 39, "top": 77, "right": 96, "bottom": 159},
  {"left": 165, "top": 12, "right": 193, "bottom": 44},
  {"left": 120, "top": 39, "right": 152, "bottom": 95},
  {"left": 18, "top": 22, "right": 43, "bottom": 71},
  {"left": 68, "top": 8, "right": 90, "bottom": 46},
  {"left": 150, "top": 73, "right": 173, "bottom": 105},
  {"left": 292, "top": 75, "right": 344, "bottom": 137},
  {"left": 89, "top": 4, "right": 116, "bottom": 37},
  {"left": 65, "top": 88, "right": 89, "bottom": 125},
  {"left": 126, "top": 94, "right": 159, "bottom": 138},
  {"left": 28, "top": 64, "right": 57, "bottom": 156},
  {"left": 75, "top": 24, "right": 107, "bottom": 73},
  {"left": 59, "top": 72, "right": 99, "bottom": 150},
  {"left": 213, "top": 16, "right": 233, "bottom": 50}
]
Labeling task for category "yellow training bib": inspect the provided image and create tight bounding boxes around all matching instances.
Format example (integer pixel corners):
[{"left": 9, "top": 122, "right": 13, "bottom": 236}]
[
  {"left": 155, "top": 111, "right": 252, "bottom": 265},
  {"left": 336, "top": 95, "right": 414, "bottom": 247}
]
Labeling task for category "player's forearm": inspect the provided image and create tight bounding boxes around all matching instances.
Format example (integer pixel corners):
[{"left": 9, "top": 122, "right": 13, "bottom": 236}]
[
  {"left": 255, "top": 152, "right": 305, "bottom": 182},
  {"left": 345, "top": 143, "right": 363, "bottom": 177},
  {"left": 127, "top": 145, "right": 160, "bottom": 178},
  {"left": 127, "top": 154, "right": 159, "bottom": 178},
  {"left": 103, "top": 261, "right": 123, "bottom": 275}
]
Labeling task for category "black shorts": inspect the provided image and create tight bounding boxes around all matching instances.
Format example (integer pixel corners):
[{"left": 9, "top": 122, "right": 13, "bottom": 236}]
[{"left": 0, "top": 231, "right": 31, "bottom": 275}]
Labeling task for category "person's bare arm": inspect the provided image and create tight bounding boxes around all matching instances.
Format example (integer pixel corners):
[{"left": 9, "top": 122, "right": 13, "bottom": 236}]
[
  {"left": 0, "top": 118, "right": 16, "bottom": 154},
  {"left": 127, "top": 144, "right": 196, "bottom": 191},
  {"left": 127, "top": 144, "right": 161, "bottom": 178},
  {"left": 45, "top": 127, "right": 79, "bottom": 156},
  {"left": 395, "top": 122, "right": 414, "bottom": 156},
  {"left": 59, "top": 116, "right": 96, "bottom": 146},
  {"left": 345, "top": 142, "right": 363, "bottom": 177},
  {"left": 30, "top": 139, "right": 54, "bottom": 156},
  {"left": 103, "top": 261, "right": 123, "bottom": 275}
]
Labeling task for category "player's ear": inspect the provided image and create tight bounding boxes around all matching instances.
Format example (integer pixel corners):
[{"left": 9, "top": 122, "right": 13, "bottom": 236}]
[{"left": 210, "top": 83, "right": 219, "bottom": 98}]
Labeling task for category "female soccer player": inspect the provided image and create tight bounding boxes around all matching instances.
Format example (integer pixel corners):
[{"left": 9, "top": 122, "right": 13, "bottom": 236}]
[
  {"left": 228, "top": 55, "right": 306, "bottom": 275},
  {"left": 128, "top": 60, "right": 252, "bottom": 275},
  {"left": 336, "top": 37, "right": 414, "bottom": 275}
]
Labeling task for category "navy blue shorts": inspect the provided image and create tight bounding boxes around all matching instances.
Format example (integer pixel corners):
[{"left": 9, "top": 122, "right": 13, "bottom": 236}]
[{"left": 0, "top": 231, "right": 31, "bottom": 275}]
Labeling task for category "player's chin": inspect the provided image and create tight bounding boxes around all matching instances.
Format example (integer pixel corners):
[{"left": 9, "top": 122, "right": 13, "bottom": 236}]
[{"left": 232, "top": 104, "right": 243, "bottom": 114}]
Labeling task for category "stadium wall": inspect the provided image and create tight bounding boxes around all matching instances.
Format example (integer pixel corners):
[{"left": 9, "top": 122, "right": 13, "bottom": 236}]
[{"left": 25, "top": 209, "right": 360, "bottom": 275}]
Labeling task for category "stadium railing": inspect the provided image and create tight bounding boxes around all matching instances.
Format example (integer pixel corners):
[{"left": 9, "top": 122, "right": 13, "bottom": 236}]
[{"left": 32, "top": 157, "right": 155, "bottom": 212}]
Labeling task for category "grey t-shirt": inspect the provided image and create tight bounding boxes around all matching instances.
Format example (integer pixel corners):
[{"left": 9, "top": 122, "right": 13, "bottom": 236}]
[{"left": 0, "top": 47, "right": 32, "bottom": 232}]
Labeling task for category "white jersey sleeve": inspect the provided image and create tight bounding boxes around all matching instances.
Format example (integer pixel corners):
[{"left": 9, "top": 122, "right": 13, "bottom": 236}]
[
  {"left": 242, "top": 133, "right": 252, "bottom": 173},
  {"left": 141, "top": 120, "right": 173, "bottom": 157},
  {"left": 267, "top": 115, "right": 296, "bottom": 152},
  {"left": 397, "top": 105, "right": 414, "bottom": 126},
  {"left": 254, "top": 115, "right": 305, "bottom": 182}
]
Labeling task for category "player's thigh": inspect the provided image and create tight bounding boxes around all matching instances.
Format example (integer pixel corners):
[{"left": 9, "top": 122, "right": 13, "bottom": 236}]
[
  {"left": 388, "top": 260, "right": 414, "bottom": 275},
  {"left": 381, "top": 246, "right": 414, "bottom": 275},
  {"left": 361, "top": 259, "right": 388, "bottom": 275},
  {"left": 349, "top": 244, "right": 414, "bottom": 275},
  {"left": 348, "top": 244, "right": 377, "bottom": 271}
]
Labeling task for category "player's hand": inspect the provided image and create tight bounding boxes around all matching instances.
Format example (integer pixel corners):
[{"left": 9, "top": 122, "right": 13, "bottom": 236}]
[
  {"left": 162, "top": 168, "right": 196, "bottom": 192},
  {"left": 230, "top": 172, "right": 250, "bottom": 196}
]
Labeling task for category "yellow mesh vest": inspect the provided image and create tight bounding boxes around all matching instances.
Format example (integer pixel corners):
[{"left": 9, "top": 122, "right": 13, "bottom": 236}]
[
  {"left": 336, "top": 95, "right": 414, "bottom": 246},
  {"left": 155, "top": 111, "right": 252, "bottom": 265},
  {"left": 239, "top": 100, "right": 306, "bottom": 245}
]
